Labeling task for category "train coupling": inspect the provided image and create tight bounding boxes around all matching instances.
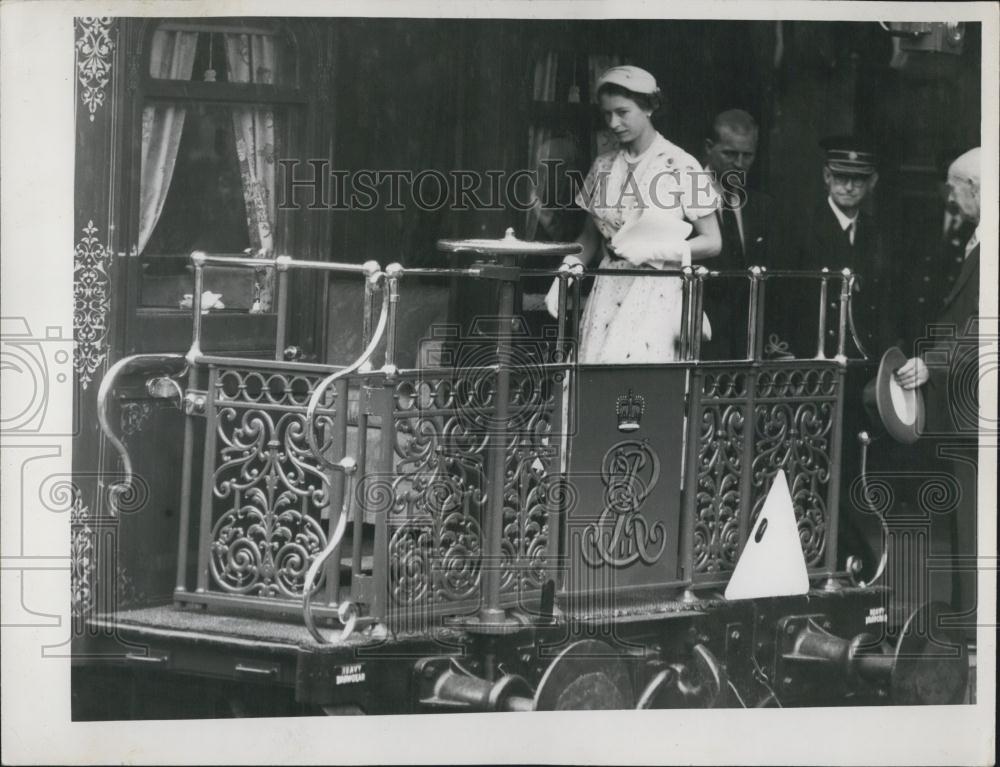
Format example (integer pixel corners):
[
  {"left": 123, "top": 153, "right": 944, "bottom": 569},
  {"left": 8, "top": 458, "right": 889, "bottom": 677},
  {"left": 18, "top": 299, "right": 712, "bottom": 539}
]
[{"left": 776, "top": 601, "right": 969, "bottom": 704}]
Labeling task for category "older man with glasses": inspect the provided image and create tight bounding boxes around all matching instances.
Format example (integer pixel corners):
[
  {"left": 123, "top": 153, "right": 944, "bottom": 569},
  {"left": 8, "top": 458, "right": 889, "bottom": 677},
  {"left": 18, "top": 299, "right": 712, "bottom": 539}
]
[{"left": 893, "top": 147, "right": 982, "bottom": 633}]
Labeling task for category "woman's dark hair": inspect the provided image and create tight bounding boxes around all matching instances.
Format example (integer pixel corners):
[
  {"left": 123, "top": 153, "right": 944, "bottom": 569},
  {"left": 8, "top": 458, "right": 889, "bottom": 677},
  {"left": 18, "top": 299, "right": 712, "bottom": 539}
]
[{"left": 596, "top": 82, "right": 662, "bottom": 113}]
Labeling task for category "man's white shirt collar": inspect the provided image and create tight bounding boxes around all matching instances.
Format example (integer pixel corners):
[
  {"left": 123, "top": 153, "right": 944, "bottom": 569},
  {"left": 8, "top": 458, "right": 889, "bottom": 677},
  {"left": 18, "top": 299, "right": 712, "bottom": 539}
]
[
  {"left": 827, "top": 196, "right": 859, "bottom": 231},
  {"left": 966, "top": 225, "right": 980, "bottom": 258}
]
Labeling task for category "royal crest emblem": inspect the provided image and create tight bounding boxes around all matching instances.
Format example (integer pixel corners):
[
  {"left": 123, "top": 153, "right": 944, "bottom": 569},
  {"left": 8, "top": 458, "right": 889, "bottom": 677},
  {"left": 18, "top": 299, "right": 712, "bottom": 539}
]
[{"left": 616, "top": 388, "right": 645, "bottom": 432}]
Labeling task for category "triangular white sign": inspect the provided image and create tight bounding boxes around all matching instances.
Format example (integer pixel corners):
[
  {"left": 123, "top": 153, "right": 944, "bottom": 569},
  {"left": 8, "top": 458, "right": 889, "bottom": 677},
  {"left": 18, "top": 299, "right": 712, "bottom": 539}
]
[{"left": 724, "top": 469, "right": 810, "bottom": 600}]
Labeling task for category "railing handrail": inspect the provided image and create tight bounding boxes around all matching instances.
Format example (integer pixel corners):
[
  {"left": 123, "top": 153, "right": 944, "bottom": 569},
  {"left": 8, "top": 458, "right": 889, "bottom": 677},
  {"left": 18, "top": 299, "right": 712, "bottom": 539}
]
[
  {"left": 302, "top": 456, "right": 360, "bottom": 644},
  {"left": 190, "top": 251, "right": 378, "bottom": 275},
  {"left": 96, "top": 353, "right": 187, "bottom": 515},
  {"left": 304, "top": 272, "right": 392, "bottom": 471},
  {"left": 390, "top": 264, "right": 858, "bottom": 280}
]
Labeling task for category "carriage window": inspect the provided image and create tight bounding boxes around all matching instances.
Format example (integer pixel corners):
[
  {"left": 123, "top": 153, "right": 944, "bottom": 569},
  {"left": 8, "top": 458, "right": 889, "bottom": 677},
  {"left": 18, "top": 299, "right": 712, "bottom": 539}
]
[
  {"left": 138, "top": 23, "right": 298, "bottom": 313},
  {"left": 525, "top": 51, "right": 620, "bottom": 242},
  {"left": 148, "top": 25, "right": 295, "bottom": 85}
]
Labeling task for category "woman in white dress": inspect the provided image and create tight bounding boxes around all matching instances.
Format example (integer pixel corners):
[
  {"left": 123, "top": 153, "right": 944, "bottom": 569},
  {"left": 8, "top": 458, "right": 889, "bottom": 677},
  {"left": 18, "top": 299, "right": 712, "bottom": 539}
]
[{"left": 545, "top": 66, "right": 722, "bottom": 363}]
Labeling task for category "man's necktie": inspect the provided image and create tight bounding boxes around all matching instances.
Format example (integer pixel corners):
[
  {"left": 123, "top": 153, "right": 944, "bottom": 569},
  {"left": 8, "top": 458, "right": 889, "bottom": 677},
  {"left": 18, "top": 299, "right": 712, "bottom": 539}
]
[
  {"left": 847, "top": 220, "right": 856, "bottom": 246},
  {"left": 721, "top": 206, "right": 743, "bottom": 262}
]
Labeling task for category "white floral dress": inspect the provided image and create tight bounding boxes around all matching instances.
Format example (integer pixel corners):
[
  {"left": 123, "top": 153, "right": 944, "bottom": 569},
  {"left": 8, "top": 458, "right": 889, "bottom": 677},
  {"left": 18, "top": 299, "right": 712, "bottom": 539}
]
[{"left": 575, "top": 133, "right": 719, "bottom": 363}]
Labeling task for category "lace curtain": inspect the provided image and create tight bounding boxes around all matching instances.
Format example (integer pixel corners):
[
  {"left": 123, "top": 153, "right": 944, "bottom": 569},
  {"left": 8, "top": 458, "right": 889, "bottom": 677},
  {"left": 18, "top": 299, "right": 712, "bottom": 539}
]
[
  {"left": 224, "top": 33, "right": 278, "bottom": 312},
  {"left": 138, "top": 29, "right": 198, "bottom": 255}
]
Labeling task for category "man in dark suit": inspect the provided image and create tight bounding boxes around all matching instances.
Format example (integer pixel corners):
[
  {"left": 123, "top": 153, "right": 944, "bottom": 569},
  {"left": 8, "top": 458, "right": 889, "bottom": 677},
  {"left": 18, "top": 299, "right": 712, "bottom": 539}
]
[
  {"left": 898, "top": 157, "right": 976, "bottom": 353},
  {"left": 896, "top": 147, "right": 981, "bottom": 629},
  {"left": 789, "top": 137, "right": 899, "bottom": 583},
  {"left": 701, "top": 109, "right": 775, "bottom": 359},
  {"left": 792, "top": 136, "right": 897, "bottom": 359}
]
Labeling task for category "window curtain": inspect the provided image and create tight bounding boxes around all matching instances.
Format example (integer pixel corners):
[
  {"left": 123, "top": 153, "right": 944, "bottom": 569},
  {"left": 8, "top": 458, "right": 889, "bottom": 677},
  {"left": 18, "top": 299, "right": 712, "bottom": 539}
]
[
  {"left": 586, "top": 54, "right": 622, "bottom": 103},
  {"left": 138, "top": 30, "right": 198, "bottom": 255},
  {"left": 525, "top": 53, "right": 622, "bottom": 240},
  {"left": 525, "top": 53, "right": 558, "bottom": 240},
  {"left": 224, "top": 33, "right": 277, "bottom": 312}
]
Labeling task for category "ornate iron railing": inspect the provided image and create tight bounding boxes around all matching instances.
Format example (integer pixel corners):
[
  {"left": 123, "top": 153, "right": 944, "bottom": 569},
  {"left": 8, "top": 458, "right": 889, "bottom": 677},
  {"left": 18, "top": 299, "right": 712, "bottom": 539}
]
[
  {"left": 688, "top": 361, "right": 842, "bottom": 581},
  {"left": 96, "top": 249, "right": 866, "bottom": 633}
]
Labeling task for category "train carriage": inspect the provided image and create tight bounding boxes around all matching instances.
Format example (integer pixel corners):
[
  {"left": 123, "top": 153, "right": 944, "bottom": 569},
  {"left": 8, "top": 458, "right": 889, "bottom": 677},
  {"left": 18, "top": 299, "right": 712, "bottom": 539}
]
[
  {"left": 51, "top": 16, "right": 984, "bottom": 723},
  {"left": 83, "top": 230, "right": 970, "bottom": 715}
]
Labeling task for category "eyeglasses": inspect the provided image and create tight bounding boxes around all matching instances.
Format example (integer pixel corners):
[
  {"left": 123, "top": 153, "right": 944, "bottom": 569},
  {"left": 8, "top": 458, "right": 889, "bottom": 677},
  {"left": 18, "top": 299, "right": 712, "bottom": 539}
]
[{"left": 828, "top": 172, "right": 870, "bottom": 189}]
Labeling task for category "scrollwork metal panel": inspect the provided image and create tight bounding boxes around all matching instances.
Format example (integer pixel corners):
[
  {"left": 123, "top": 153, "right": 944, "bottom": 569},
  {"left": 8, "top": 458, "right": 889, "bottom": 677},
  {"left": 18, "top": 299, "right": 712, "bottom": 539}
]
[
  {"left": 205, "top": 368, "right": 338, "bottom": 600},
  {"left": 693, "top": 404, "right": 744, "bottom": 574},
  {"left": 388, "top": 373, "right": 490, "bottom": 612},
  {"left": 693, "top": 364, "right": 839, "bottom": 578},
  {"left": 750, "top": 400, "right": 834, "bottom": 567},
  {"left": 387, "top": 365, "right": 560, "bottom": 617}
]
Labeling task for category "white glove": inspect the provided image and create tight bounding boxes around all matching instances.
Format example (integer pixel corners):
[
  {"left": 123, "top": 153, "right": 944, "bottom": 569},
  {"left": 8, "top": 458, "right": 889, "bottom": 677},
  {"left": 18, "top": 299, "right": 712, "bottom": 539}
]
[
  {"left": 611, "top": 238, "right": 692, "bottom": 268},
  {"left": 545, "top": 255, "right": 584, "bottom": 318},
  {"left": 609, "top": 206, "right": 693, "bottom": 268}
]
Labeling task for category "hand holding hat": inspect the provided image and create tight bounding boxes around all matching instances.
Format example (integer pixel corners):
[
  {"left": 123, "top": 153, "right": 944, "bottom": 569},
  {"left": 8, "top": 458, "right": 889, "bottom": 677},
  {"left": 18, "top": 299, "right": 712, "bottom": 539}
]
[
  {"left": 894, "top": 357, "right": 929, "bottom": 390},
  {"left": 865, "top": 347, "right": 926, "bottom": 444}
]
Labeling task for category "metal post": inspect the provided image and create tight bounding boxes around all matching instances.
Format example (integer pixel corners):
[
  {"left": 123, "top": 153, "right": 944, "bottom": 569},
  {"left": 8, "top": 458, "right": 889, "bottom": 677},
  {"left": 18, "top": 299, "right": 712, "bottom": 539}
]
[
  {"left": 679, "top": 367, "right": 703, "bottom": 600},
  {"left": 679, "top": 266, "right": 693, "bottom": 361},
  {"left": 822, "top": 270, "right": 853, "bottom": 589},
  {"left": 481, "top": 253, "right": 516, "bottom": 627},
  {"left": 325, "top": 377, "right": 349, "bottom": 606},
  {"left": 556, "top": 268, "right": 569, "bottom": 360},
  {"left": 815, "top": 268, "right": 829, "bottom": 359},
  {"left": 371, "top": 381, "right": 394, "bottom": 625},
  {"left": 189, "top": 252, "right": 206, "bottom": 359},
  {"left": 746, "top": 266, "right": 765, "bottom": 362},
  {"left": 836, "top": 269, "right": 852, "bottom": 361},
  {"left": 571, "top": 275, "right": 582, "bottom": 349},
  {"left": 692, "top": 267, "right": 708, "bottom": 361},
  {"left": 360, "top": 260, "right": 379, "bottom": 372},
  {"left": 736, "top": 368, "right": 758, "bottom": 563},
  {"left": 194, "top": 367, "right": 218, "bottom": 594},
  {"left": 822, "top": 364, "right": 848, "bottom": 589},
  {"left": 352, "top": 404, "right": 368, "bottom": 583},
  {"left": 384, "top": 264, "right": 402, "bottom": 373},
  {"left": 173, "top": 366, "right": 198, "bottom": 597},
  {"left": 274, "top": 256, "right": 290, "bottom": 361}
]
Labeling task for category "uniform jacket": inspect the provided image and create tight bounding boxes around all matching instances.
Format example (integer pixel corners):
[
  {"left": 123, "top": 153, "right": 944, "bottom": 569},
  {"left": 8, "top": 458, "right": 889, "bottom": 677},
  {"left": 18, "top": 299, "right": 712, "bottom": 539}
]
[{"left": 790, "top": 201, "right": 897, "bottom": 359}]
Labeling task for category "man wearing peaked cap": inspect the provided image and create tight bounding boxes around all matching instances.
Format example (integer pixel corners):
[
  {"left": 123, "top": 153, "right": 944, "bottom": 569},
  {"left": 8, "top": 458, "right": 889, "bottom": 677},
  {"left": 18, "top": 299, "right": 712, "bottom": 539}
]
[
  {"left": 821, "top": 135, "right": 878, "bottom": 177},
  {"left": 786, "top": 135, "right": 900, "bottom": 583},
  {"left": 790, "top": 135, "right": 899, "bottom": 360}
]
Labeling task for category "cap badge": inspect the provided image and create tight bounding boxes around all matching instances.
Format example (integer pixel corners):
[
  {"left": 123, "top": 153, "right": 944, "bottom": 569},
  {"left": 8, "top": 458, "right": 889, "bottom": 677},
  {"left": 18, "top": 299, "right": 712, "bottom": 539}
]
[{"left": 848, "top": 151, "right": 858, "bottom": 161}]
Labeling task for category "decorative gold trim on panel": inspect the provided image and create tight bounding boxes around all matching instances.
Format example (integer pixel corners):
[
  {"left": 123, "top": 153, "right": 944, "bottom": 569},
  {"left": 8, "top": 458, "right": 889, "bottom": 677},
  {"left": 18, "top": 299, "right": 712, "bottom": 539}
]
[
  {"left": 75, "top": 17, "right": 116, "bottom": 121},
  {"left": 73, "top": 221, "right": 112, "bottom": 389}
]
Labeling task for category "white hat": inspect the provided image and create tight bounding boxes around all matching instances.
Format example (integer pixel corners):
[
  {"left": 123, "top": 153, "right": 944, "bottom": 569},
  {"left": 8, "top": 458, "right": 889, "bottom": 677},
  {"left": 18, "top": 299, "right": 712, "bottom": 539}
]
[{"left": 596, "top": 65, "right": 659, "bottom": 95}]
